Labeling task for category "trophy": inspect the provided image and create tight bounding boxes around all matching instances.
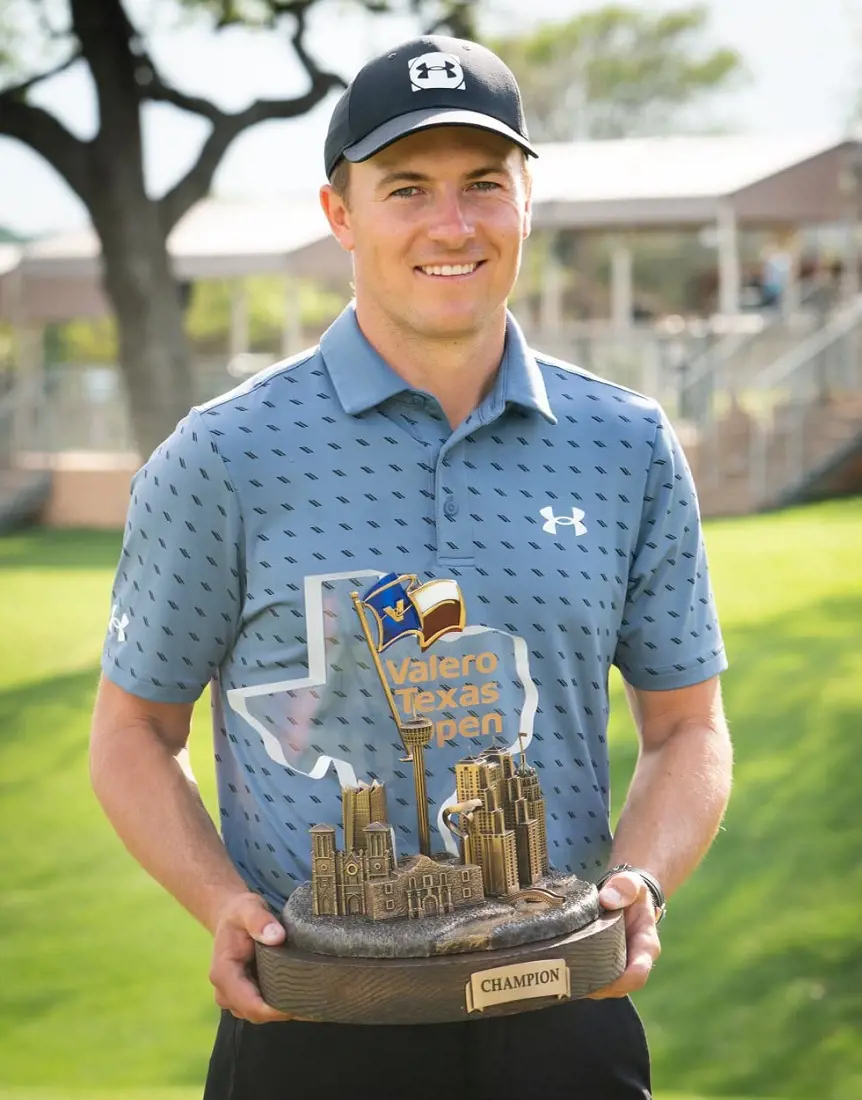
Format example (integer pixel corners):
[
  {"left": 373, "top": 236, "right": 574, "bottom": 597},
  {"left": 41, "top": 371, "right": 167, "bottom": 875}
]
[{"left": 253, "top": 573, "right": 626, "bottom": 1023}]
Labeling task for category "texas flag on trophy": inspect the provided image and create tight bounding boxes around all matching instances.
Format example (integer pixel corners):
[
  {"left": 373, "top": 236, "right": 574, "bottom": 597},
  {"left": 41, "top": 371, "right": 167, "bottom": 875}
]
[{"left": 360, "top": 573, "right": 466, "bottom": 652}]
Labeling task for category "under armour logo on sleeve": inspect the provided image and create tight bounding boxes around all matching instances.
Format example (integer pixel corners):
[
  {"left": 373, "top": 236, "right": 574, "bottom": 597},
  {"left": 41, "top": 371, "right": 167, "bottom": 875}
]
[
  {"left": 540, "top": 506, "right": 588, "bottom": 537},
  {"left": 109, "top": 603, "right": 129, "bottom": 643}
]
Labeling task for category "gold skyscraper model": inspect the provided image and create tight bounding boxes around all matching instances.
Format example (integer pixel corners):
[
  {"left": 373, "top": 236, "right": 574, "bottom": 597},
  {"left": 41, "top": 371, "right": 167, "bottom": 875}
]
[
  {"left": 453, "top": 746, "right": 549, "bottom": 897},
  {"left": 342, "top": 781, "right": 388, "bottom": 851}
]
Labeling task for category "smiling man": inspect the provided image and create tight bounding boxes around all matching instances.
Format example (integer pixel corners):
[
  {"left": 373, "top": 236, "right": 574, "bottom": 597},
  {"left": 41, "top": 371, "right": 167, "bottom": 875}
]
[{"left": 91, "top": 35, "right": 732, "bottom": 1100}]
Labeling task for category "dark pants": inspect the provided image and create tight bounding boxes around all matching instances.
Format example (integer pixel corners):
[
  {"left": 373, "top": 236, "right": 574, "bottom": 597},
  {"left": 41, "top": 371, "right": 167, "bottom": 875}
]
[{"left": 203, "top": 997, "right": 651, "bottom": 1099}]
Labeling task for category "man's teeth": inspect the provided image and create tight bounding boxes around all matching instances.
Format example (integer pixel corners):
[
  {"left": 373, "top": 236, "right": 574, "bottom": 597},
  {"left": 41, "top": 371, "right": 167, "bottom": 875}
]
[{"left": 420, "top": 263, "right": 478, "bottom": 277}]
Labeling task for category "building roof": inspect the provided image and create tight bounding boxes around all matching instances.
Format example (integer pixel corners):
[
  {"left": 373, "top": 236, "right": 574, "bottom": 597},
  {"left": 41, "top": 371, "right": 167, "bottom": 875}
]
[
  {"left": 17, "top": 197, "right": 345, "bottom": 282},
  {"left": 531, "top": 133, "right": 860, "bottom": 229}
]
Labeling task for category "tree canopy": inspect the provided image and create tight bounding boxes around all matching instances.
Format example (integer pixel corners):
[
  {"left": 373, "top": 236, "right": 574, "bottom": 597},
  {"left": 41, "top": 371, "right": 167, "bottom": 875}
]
[{"left": 493, "top": 4, "right": 744, "bottom": 142}]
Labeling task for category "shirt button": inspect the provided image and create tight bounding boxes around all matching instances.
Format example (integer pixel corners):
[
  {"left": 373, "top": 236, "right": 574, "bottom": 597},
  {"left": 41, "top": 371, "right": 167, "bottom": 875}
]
[{"left": 443, "top": 499, "right": 459, "bottom": 518}]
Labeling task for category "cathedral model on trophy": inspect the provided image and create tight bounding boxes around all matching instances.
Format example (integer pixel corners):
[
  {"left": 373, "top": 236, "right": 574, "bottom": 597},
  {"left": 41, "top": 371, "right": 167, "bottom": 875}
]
[{"left": 254, "top": 572, "right": 627, "bottom": 1024}]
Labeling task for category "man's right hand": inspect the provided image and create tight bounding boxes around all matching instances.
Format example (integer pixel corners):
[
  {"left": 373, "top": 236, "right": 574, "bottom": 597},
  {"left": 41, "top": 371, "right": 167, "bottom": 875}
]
[{"left": 209, "top": 892, "right": 295, "bottom": 1023}]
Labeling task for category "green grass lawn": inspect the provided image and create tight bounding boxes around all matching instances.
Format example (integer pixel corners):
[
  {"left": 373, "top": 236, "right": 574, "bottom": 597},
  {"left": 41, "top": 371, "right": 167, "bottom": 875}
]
[{"left": 1, "top": 503, "right": 861, "bottom": 1097}]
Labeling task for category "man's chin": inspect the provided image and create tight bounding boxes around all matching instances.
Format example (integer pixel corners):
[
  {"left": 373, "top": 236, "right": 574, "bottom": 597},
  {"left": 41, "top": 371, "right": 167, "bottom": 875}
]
[{"left": 409, "top": 309, "right": 499, "bottom": 341}]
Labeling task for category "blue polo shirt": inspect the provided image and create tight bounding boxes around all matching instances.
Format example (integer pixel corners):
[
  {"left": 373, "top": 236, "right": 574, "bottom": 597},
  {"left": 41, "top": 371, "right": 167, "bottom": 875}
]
[{"left": 102, "top": 305, "right": 726, "bottom": 908}]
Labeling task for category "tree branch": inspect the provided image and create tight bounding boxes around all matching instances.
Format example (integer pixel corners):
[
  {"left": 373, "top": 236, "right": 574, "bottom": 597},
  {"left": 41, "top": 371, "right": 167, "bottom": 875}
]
[
  {"left": 135, "top": 63, "right": 223, "bottom": 122},
  {"left": 0, "top": 46, "right": 83, "bottom": 102},
  {"left": 158, "top": 3, "right": 344, "bottom": 230},
  {"left": 0, "top": 98, "right": 91, "bottom": 204}
]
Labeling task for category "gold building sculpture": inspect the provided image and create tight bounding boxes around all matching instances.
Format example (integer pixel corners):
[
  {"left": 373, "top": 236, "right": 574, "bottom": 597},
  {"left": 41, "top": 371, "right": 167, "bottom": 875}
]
[
  {"left": 310, "top": 777, "right": 486, "bottom": 920},
  {"left": 342, "top": 780, "right": 388, "bottom": 851},
  {"left": 453, "top": 746, "right": 549, "bottom": 897},
  {"left": 310, "top": 744, "right": 552, "bottom": 920}
]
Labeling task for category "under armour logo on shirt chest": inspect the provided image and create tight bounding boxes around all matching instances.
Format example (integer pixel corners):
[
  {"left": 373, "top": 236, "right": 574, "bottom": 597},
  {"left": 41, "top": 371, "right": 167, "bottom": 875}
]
[{"left": 540, "top": 506, "right": 588, "bottom": 537}]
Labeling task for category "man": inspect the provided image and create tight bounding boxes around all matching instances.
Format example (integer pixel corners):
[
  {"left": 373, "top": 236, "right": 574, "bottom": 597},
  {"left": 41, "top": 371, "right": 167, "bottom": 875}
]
[{"left": 91, "top": 35, "right": 731, "bottom": 1100}]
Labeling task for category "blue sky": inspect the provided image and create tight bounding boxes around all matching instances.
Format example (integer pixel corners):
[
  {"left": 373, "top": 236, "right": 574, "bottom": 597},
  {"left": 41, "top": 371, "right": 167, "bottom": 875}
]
[{"left": 0, "top": 0, "right": 860, "bottom": 236}]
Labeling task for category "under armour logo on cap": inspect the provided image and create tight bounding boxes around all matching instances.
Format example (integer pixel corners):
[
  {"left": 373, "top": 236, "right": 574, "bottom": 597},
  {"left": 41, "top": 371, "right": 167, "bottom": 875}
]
[{"left": 409, "top": 52, "right": 466, "bottom": 92}]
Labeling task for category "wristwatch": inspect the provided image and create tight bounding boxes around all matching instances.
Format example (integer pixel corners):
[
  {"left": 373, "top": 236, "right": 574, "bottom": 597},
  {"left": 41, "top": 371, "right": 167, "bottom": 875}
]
[{"left": 597, "top": 863, "right": 667, "bottom": 924}]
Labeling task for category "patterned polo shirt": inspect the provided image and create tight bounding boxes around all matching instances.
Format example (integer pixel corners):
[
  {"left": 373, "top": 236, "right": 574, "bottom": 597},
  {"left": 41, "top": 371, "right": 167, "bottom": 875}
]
[{"left": 102, "top": 304, "right": 727, "bottom": 909}]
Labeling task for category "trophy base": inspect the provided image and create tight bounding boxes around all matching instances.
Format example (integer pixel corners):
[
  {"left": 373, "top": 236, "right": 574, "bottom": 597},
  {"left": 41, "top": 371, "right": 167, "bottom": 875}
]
[
  {"left": 255, "top": 910, "right": 626, "bottom": 1024},
  {"left": 283, "top": 870, "right": 597, "bottom": 958}
]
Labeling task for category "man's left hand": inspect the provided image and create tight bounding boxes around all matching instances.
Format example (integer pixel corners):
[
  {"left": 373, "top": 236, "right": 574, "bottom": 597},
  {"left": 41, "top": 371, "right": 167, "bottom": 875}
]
[{"left": 588, "top": 870, "right": 661, "bottom": 999}]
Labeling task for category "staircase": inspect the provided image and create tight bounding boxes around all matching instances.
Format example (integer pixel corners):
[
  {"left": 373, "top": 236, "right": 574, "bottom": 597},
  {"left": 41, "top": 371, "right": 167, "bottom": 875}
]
[
  {"left": 0, "top": 374, "right": 53, "bottom": 533},
  {"left": 686, "top": 297, "right": 862, "bottom": 516}
]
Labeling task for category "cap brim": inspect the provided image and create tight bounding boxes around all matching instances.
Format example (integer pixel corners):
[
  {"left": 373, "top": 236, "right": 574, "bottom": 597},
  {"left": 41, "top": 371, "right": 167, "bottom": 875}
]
[{"left": 342, "top": 107, "right": 537, "bottom": 165}]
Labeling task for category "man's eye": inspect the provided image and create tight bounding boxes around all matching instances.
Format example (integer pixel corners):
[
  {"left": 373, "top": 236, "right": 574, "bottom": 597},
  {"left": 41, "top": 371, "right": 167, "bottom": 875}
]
[
  {"left": 391, "top": 186, "right": 421, "bottom": 198},
  {"left": 470, "top": 180, "right": 500, "bottom": 191}
]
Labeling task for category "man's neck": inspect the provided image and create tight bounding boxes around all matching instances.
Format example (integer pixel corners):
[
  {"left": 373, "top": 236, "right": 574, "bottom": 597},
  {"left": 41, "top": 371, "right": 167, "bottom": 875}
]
[{"left": 354, "top": 304, "right": 508, "bottom": 429}]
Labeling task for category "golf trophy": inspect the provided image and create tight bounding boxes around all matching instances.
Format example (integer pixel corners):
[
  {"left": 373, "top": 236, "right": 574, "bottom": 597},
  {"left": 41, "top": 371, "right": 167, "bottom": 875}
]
[{"left": 252, "top": 572, "right": 626, "bottom": 1023}]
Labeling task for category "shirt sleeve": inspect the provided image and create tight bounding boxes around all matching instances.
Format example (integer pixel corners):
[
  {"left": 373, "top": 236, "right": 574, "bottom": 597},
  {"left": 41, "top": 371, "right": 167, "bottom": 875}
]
[
  {"left": 614, "top": 406, "right": 727, "bottom": 691},
  {"left": 101, "top": 408, "right": 244, "bottom": 703}
]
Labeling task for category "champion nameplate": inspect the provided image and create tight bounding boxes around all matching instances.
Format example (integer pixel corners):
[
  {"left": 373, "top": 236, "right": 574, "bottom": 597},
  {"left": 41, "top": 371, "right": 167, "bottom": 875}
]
[{"left": 465, "top": 958, "right": 570, "bottom": 1013}]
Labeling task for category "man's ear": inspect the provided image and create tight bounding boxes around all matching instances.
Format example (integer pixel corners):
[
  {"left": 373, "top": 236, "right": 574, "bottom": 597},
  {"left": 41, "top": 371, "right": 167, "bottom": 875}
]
[
  {"left": 320, "top": 185, "right": 355, "bottom": 252},
  {"left": 522, "top": 194, "right": 533, "bottom": 241}
]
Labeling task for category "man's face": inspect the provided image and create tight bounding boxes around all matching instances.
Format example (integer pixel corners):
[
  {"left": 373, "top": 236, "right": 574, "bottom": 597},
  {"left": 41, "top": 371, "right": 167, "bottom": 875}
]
[{"left": 321, "top": 127, "right": 532, "bottom": 342}]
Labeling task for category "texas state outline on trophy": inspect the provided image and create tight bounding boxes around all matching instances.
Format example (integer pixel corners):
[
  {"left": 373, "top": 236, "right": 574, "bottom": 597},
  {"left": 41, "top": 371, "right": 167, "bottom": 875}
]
[{"left": 250, "top": 570, "right": 627, "bottom": 1024}]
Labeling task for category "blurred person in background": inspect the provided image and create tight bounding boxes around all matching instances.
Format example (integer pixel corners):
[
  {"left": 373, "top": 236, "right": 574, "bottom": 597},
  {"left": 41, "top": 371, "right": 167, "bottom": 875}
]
[
  {"left": 91, "top": 34, "right": 732, "bottom": 1100},
  {"left": 759, "top": 241, "right": 793, "bottom": 309}
]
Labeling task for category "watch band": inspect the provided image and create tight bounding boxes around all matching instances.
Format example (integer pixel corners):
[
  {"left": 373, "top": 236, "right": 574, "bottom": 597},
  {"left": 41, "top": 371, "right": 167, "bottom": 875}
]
[{"left": 597, "top": 863, "right": 667, "bottom": 923}]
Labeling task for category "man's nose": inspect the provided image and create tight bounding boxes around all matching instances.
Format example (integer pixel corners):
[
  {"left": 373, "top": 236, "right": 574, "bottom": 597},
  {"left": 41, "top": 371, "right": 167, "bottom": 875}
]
[{"left": 426, "top": 190, "right": 476, "bottom": 248}]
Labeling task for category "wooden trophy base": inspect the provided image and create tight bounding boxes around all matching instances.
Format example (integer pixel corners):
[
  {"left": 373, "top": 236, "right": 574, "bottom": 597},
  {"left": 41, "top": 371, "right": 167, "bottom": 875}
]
[{"left": 255, "top": 910, "right": 626, "bottom": 1025}]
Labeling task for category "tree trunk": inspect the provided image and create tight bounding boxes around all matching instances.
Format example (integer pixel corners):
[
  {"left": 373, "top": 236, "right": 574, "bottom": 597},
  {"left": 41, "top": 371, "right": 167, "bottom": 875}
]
[
  {"left": 96, "top": 205, "right": 195, "bottom": 460},
  {"left": 67, "top": 0, "right": 196, "bottom": 462}
]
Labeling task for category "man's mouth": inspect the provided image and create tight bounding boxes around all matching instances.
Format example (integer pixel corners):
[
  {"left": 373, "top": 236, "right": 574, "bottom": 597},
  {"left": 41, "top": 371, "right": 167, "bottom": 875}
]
[{"left": 416, "top": 262, "right": 484, "bottom": 278}]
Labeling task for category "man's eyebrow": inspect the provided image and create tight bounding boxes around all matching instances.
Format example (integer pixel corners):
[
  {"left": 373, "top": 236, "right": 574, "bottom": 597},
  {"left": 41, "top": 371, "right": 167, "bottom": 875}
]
[
  {"left": 375, "top": 163, "right": 510, "bottom": 190},
  {"left": 375, "top": 170, "right": 430, "bottom": 191},
  {"left": 464, "top": 163, "right": 509, "bottom": 179}
]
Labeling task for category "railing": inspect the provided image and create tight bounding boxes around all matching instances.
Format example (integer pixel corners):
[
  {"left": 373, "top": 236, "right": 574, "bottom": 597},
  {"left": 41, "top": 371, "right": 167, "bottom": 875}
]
[
  {"left": 7, "top": 358, "right": 238, "bottom": 455},
  {"left": 673, "top": 276, "right": 841, "bottom": 433},
  {"left": 747, "top": 296, "right": 862, "bottom": 504},
  {"left": 0, "top": 371, "right": 55, "bottom": 530},
  {"left": 520, "top": 318, "right": 720, "bottom": 412},
  {"left": 0, "top": 369, "right": 52, "bottom": 467},
  {"left": 5, "top": 292, "right": 859, "bottom": 507},
  {"left": 521, "top": 294, "right": 843, "bottom": 427}
]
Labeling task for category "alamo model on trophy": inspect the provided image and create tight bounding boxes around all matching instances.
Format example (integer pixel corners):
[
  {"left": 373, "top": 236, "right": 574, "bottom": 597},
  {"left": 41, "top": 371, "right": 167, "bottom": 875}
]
[{"left": 255, "top": 574, "right": 626, "bottom": 1024}]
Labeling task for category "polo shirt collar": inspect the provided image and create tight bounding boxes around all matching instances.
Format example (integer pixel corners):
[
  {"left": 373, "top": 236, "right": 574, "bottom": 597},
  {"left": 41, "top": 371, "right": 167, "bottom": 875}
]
[
  {"left": 319, "top": 305, "right": 411, "bottom": 416},
  {"left": 320, "top": 304, "right": 556, "bottom": 424},
  {"left": 495, "top": 313, "right": 557, "bottom": 424}
]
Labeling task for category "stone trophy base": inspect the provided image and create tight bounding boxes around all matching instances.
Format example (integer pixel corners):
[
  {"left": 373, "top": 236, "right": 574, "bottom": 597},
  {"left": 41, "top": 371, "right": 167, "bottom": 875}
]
[{"left": 255, "top": 883, "right": 626, "bottom": 1024}]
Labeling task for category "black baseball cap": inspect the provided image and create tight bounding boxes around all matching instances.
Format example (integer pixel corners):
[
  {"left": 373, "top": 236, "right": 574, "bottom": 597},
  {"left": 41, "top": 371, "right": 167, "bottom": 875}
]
[{"left": 324, "top": 35, "right": 537, "bottom": 180}]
